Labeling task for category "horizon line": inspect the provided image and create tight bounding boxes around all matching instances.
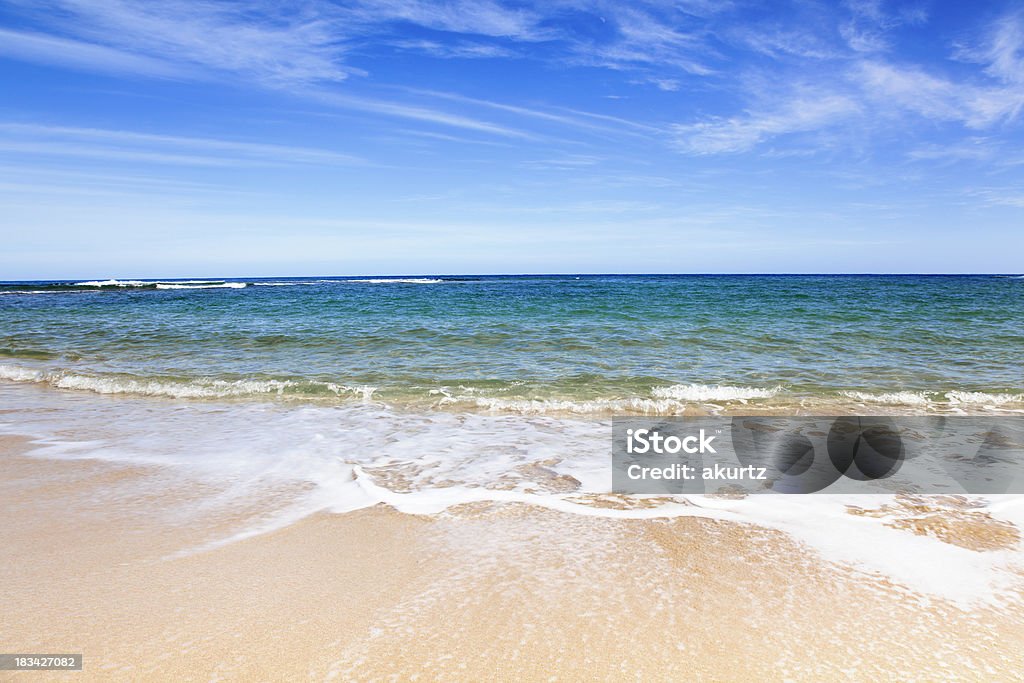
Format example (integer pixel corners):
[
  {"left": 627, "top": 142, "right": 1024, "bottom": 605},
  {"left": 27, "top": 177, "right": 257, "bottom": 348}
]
[{"left": 3, "top": 272, "right": 1022, "bottom": 282}]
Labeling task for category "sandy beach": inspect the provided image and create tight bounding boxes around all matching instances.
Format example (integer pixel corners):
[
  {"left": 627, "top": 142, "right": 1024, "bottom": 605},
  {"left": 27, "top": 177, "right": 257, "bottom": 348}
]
[{"left": 3, "top": 432, "right": 1024, "bottom": 682}]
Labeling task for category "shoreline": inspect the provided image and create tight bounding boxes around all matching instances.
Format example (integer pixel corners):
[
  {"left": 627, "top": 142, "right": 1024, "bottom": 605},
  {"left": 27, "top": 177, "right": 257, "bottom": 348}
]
[
  {"left": 3, "top": 367, "right": 1024, "bottom": 417},
  {"left": 3, "top": 428, "right": 1024, "bottom": 680}
]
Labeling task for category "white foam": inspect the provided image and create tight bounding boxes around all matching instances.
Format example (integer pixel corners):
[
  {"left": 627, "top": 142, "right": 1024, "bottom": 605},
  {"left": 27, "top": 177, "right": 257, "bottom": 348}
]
[
  {"left": 325, "top": 383, "right": 377, "bottom": 400},
  {"left": 251, "top": 282, "right": 317, "bottom": 286},
  {"left": 842, "top": 390, "right": 933, "bottom": 406},
  {"left": 73, "top": 279, "right": 235, "bottom": 289},
  {"left": 439, "top": 383, "right": 781, "bottom": 415},
  {"left": 346, "top": 278, "right": 443, "bottom": 284},
  {"left": 841, "top": 390, "right": 1024, "bottom": 412},
  {"left": 690, "top": 494, "right": 1023, "bottom": 607},
  {"left": 946, "top": 390, "right": 1024, "bottom": 405},
  {"left": 155, "top": 282, "right": 245, "bottom": 289},
  {"left": 154, "top": 280, "right": 225, "bottom": 285},
  {"left": 0, "top": 364, "right": 383, "bottom": 401},
  {"left": 3, "top": 363, "right": 1020, "bottom": 417},
  {"left": 2, "top": 383, "right": 1021, "bottom": 607},
  {"left": 74, "top": 279, "right": 149, "bottom": 287},
  {"left": 50, "top": 374, "right": 287, "bottom": 397},
  {"left": 652, "top": 383, "right": 781, "bottom": 402},
  {"left": 470, "top": 396, "right": 688, "bottom": 415},
  {"left": 0, "top": 364, "right": 45, "bottom": 382}
]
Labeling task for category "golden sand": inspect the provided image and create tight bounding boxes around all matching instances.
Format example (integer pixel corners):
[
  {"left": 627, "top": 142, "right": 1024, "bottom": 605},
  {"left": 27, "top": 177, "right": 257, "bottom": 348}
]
[
  {"left": 847, "top": 495, "right": 1021, "bottom": 552},
  {"left": 2, "top": 435, "right": 1024, "bottom": 682}
]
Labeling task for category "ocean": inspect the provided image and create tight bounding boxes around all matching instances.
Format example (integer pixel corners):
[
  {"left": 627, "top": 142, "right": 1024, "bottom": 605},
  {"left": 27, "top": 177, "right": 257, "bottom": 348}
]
[{"left": 2, "top": 274, "right": 1022, "bottom": 414}]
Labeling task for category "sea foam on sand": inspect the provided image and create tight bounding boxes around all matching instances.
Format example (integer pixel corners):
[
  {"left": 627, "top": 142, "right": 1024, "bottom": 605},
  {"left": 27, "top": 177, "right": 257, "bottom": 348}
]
[{"left": 2, "top": 382, "right": 1023, "bottom": 608}]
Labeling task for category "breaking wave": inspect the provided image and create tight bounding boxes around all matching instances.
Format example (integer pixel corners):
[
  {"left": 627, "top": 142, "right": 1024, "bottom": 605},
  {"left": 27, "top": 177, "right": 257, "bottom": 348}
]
[
  {"left": 0, "top": 366, "right": 781, "bottom": 412},
  {"left": 1, "top": 364, "right": 1020, "bottom": 415},
  {"left": 651, "top": 384, "right": 781, "bottom": 401},
  {"left": 0, "top": 365, "right": 374, "bottom": 400},
  {"left": 75, "top": 279, "right": 152, "bottom": 287},
  {"left": 843, "top": 390, "right": 1024, "bottom": 409},
  {"left": 155, "top": 282, "right": 246, "bottom": 289},
  {"left": 841, "top": 390, "right": 933, "bottom": 406}
]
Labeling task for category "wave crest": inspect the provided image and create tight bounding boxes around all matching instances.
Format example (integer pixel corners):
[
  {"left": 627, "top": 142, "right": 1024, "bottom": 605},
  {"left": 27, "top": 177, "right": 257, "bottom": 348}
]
[
  {"left": 74, "top": 279, "right": 151, "bottom": 287},
  {"left": 946, "top": 390, "right": 1024, "bottom": 405},
  {"left": 841, "top": 390, "right": 932, "bottom": 406},
  {"left": 155, "top": 282, "right": 246, "bottom": 289},
  {"left": 2, "top": 364, "right": 1021, "bottom": 414},
  {"left": 651, "top": 383, "right": 780, "bottom": 401},
  {"left": 70, "top": 279, "right": 243, "bottom": 290},
  {"left": 843, "top": 390, "right": 1024, "bottom": 407},
  {"left": 0, "top": 365, "right": 376, "bottom": 400}
]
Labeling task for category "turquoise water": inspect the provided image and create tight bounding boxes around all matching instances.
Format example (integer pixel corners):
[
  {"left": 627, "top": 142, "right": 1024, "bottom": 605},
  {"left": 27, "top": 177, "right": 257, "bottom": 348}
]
[{"left": 1, "top": 275, "right": 1022, "bottom": 413}]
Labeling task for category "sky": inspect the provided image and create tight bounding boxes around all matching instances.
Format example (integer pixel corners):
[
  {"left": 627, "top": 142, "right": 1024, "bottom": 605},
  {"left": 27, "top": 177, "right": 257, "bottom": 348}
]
[{"left": 1, "top": 0, "right": 1023, "bottom": 278}]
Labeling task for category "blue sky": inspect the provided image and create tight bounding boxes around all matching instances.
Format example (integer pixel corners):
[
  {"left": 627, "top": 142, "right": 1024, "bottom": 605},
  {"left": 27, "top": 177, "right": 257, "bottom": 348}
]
[{"left": 1, "top": 0, "right": 1023, "bottom": 277}]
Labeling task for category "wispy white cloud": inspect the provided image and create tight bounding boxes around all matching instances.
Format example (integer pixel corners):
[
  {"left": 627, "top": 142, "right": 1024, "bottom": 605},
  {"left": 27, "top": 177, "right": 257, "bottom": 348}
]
[
  {"left": 975, "top": 12, "right": 1024, "bottom": 84},
  {"left": 907, "top": 138, "right": 996, "bottom": 163},
  {"left": 672, "top": 94, "right": 861, "bottom": 154},
  {"left": 13, "top": 0, "right": 357, "bottom": 86},
  {"left": 388, "top": 129, "right": 516, "bottom": 148},
  {"left": 566, "top": 3, "right": 717, "bottom": 76},
  {"left": 674, "top": 8, "right": 1024, "bottom": 155},
  {"left": 854, "top": 55, "right": 1024, "bottom": 129},
  {"left": 0, "top": 164, "right": 259, "bottom": 207},
  {"left": 964, "top": 187, "right": 1024, "bottom": 209},
  {"left": 349, "top": 0, "right": 551, "bottom": 40},
  {"left": 854, "top": 61, "right": 963, "bottom": 120},
  {"left": 520, "top": 154, "right": 604, "bottom": 171},
  {"left": 307, "top": 91, "right": 537, "bottom": 139},
  {"left": 1, "top": 0, "right": 549, "bottom": 86},
  {"left": 0, "top": 27, "right": 186, "bottom": 78},
  {"left": 630, "top": 76, "right": 681, "bottom": 91},
  {"left": 730, "top": 26, "right": 839, "bottom": 60},
  {"left": 387, "top": 39, "right": 515, "bottom": 59},
  {"left": 361, "top": 0, "right": 730, "bottom": 78},
  {"left": 0, "top": 1, "right": 566, "bottom": 139},
  {"left": 949, "top": 11, "right": 1024, "bottom": 125},
  {"left": 0, "top": 123, "right": 365, "bottom": 167},
  {"left": 553, "top": 105, "right": 666, "bottom": 136},
  {"left": 839, "top": 0, "right": 913, "bottom": 53},
  {"left": 0, "top": 140, "right": 269, "bottom": 167},
  {"left": 840, "top": 20, "right": 888, "bottom": 53},
  {"left": 399, "top": 88, "right": 655, "bottom": 139}
]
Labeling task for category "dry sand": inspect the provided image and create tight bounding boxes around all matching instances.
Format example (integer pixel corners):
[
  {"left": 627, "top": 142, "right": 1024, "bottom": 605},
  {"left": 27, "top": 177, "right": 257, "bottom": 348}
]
[{"left": 2, "top": 434, "right": 1024, "bottom": 682}]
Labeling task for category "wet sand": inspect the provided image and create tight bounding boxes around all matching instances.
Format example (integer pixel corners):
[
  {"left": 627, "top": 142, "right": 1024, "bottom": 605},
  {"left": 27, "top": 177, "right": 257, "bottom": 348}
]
[{"left": 2, "top": 434, "right": 1024, "bottom": 682}]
